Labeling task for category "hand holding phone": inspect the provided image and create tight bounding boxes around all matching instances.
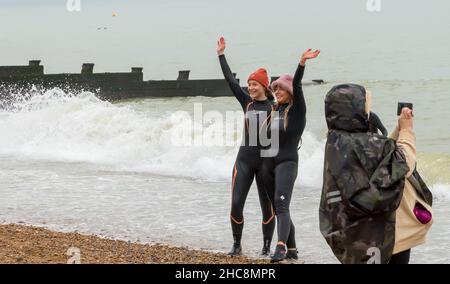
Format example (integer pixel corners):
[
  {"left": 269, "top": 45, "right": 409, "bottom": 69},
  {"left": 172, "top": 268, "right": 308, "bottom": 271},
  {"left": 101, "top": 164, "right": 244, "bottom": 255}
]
[
  {"left": 397, "top": 102, "right": 413, "bottom": 116},
  {"left": 398, "top": 106, "right": 414, "bottom": 131}
]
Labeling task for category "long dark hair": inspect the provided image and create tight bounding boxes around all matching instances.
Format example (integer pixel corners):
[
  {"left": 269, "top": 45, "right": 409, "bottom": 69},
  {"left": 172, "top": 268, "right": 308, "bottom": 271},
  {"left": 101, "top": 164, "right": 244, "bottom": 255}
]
[
  {"left": 261, "top": 89, "right": 292, "bottom": 131},
  {"left": 265, "top": 88, "right": 274, "bottom": 101}
]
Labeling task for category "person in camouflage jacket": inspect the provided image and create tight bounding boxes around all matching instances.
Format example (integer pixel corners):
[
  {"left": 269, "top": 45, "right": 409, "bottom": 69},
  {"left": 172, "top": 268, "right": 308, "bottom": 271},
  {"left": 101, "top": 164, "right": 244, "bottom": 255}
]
[{"left": 319, "top": 84, "right": 411, "bottom": 264}]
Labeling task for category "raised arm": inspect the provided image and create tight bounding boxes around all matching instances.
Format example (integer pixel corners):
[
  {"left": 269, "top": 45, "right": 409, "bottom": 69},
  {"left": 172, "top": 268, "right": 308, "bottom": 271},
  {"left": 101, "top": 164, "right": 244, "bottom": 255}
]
[
  {"left": 396, "top": 108, "right": 417, "bottom": 177},
  {"left": 292, "top": 63, "right": 306, "bottom": 116},
  {"left": 291, "top": 49, "right": 320, "bottom": 117},
  {"left": 217, "top": 37, "right": 251, "bottom": 109}
]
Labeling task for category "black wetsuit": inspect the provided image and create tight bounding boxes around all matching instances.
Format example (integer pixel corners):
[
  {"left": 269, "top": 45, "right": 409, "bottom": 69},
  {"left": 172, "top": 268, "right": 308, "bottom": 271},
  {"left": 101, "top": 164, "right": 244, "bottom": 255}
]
[
  {"left": 262, "top": 64, "right": 306, "bottom": 249},
  {"left": 219, "top": 54, "right": 275, "bottom": 248}
]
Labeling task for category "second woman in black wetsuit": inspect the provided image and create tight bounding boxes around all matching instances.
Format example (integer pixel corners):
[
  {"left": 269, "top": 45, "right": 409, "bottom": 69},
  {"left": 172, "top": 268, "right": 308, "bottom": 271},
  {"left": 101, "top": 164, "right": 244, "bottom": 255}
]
[
  {"left": 262, "top": 49, "right": 320, "bottom": 262},
  {"left": 217, "top": 37, "right": 276, "bottom": 256}
]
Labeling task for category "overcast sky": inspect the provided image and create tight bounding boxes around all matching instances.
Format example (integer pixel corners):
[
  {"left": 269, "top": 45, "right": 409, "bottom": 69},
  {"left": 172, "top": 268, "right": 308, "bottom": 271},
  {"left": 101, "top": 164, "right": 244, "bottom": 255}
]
[{"left": 1, "top": 0, "right": 449, "bottom": 81}]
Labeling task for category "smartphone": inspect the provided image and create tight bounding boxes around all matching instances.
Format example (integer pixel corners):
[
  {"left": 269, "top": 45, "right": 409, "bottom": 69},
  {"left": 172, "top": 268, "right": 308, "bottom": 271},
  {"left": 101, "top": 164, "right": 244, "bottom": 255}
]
[{"left": 397, "top": 102, "right": 413, "bottom": 116}]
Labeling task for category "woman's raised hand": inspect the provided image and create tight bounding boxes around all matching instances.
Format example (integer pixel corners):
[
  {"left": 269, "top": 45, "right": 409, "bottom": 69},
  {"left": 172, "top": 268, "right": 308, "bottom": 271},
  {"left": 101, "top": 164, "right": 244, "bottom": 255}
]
[
  {"left": 217, "top": 37, "right": 226, "bottom": 56},
  {"left": 300, "top": 49, "right": 320, "bottom": 66}
]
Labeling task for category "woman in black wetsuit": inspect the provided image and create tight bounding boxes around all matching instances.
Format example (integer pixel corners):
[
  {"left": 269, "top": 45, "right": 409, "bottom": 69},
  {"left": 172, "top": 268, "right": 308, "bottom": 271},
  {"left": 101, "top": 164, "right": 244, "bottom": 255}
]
[
  {"left": 217, "top": 37, "right": 275, "bottom": 256},
  {"left": 262, "top": 49, "right": 320, "bottom": 262}
]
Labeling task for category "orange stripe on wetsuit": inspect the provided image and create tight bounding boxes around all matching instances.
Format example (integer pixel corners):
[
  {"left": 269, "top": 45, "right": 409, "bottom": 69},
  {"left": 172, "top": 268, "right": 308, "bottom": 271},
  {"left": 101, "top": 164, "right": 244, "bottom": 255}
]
[
  {"left": 262, "top": 205, "right": 275, "bottom": 225},
  {"left": 244, "top": 101, "right": 254, "bottom": 134}
]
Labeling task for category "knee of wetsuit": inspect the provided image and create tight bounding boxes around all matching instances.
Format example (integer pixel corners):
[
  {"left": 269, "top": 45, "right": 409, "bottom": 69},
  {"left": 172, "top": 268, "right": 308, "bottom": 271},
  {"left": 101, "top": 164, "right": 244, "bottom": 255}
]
[
  {"left": 231, "top": 200, "right": 243, "bottom": 213},
  {"left": 274, "top": 200, "right": 289, "bottom": 215}
]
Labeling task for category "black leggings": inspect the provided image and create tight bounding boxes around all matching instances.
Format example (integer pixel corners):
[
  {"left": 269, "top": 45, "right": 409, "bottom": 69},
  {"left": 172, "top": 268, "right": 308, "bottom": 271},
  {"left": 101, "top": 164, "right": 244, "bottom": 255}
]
[
  {"left": 230, "top": 159, "right": 275, "bottom": 245},
  {"left": 264, "top": 160, "right": 298, "bottom": 248},
  {"left": 388, "top": 249, "right": 411, "bottom": 264}
]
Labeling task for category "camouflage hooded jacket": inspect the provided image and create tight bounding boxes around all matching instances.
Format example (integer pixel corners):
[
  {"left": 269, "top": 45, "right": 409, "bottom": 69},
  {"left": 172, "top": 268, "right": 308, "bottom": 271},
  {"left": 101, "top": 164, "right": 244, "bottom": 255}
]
[{"left": 319, "top": 84, "right": 410, "bottom": 264}]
